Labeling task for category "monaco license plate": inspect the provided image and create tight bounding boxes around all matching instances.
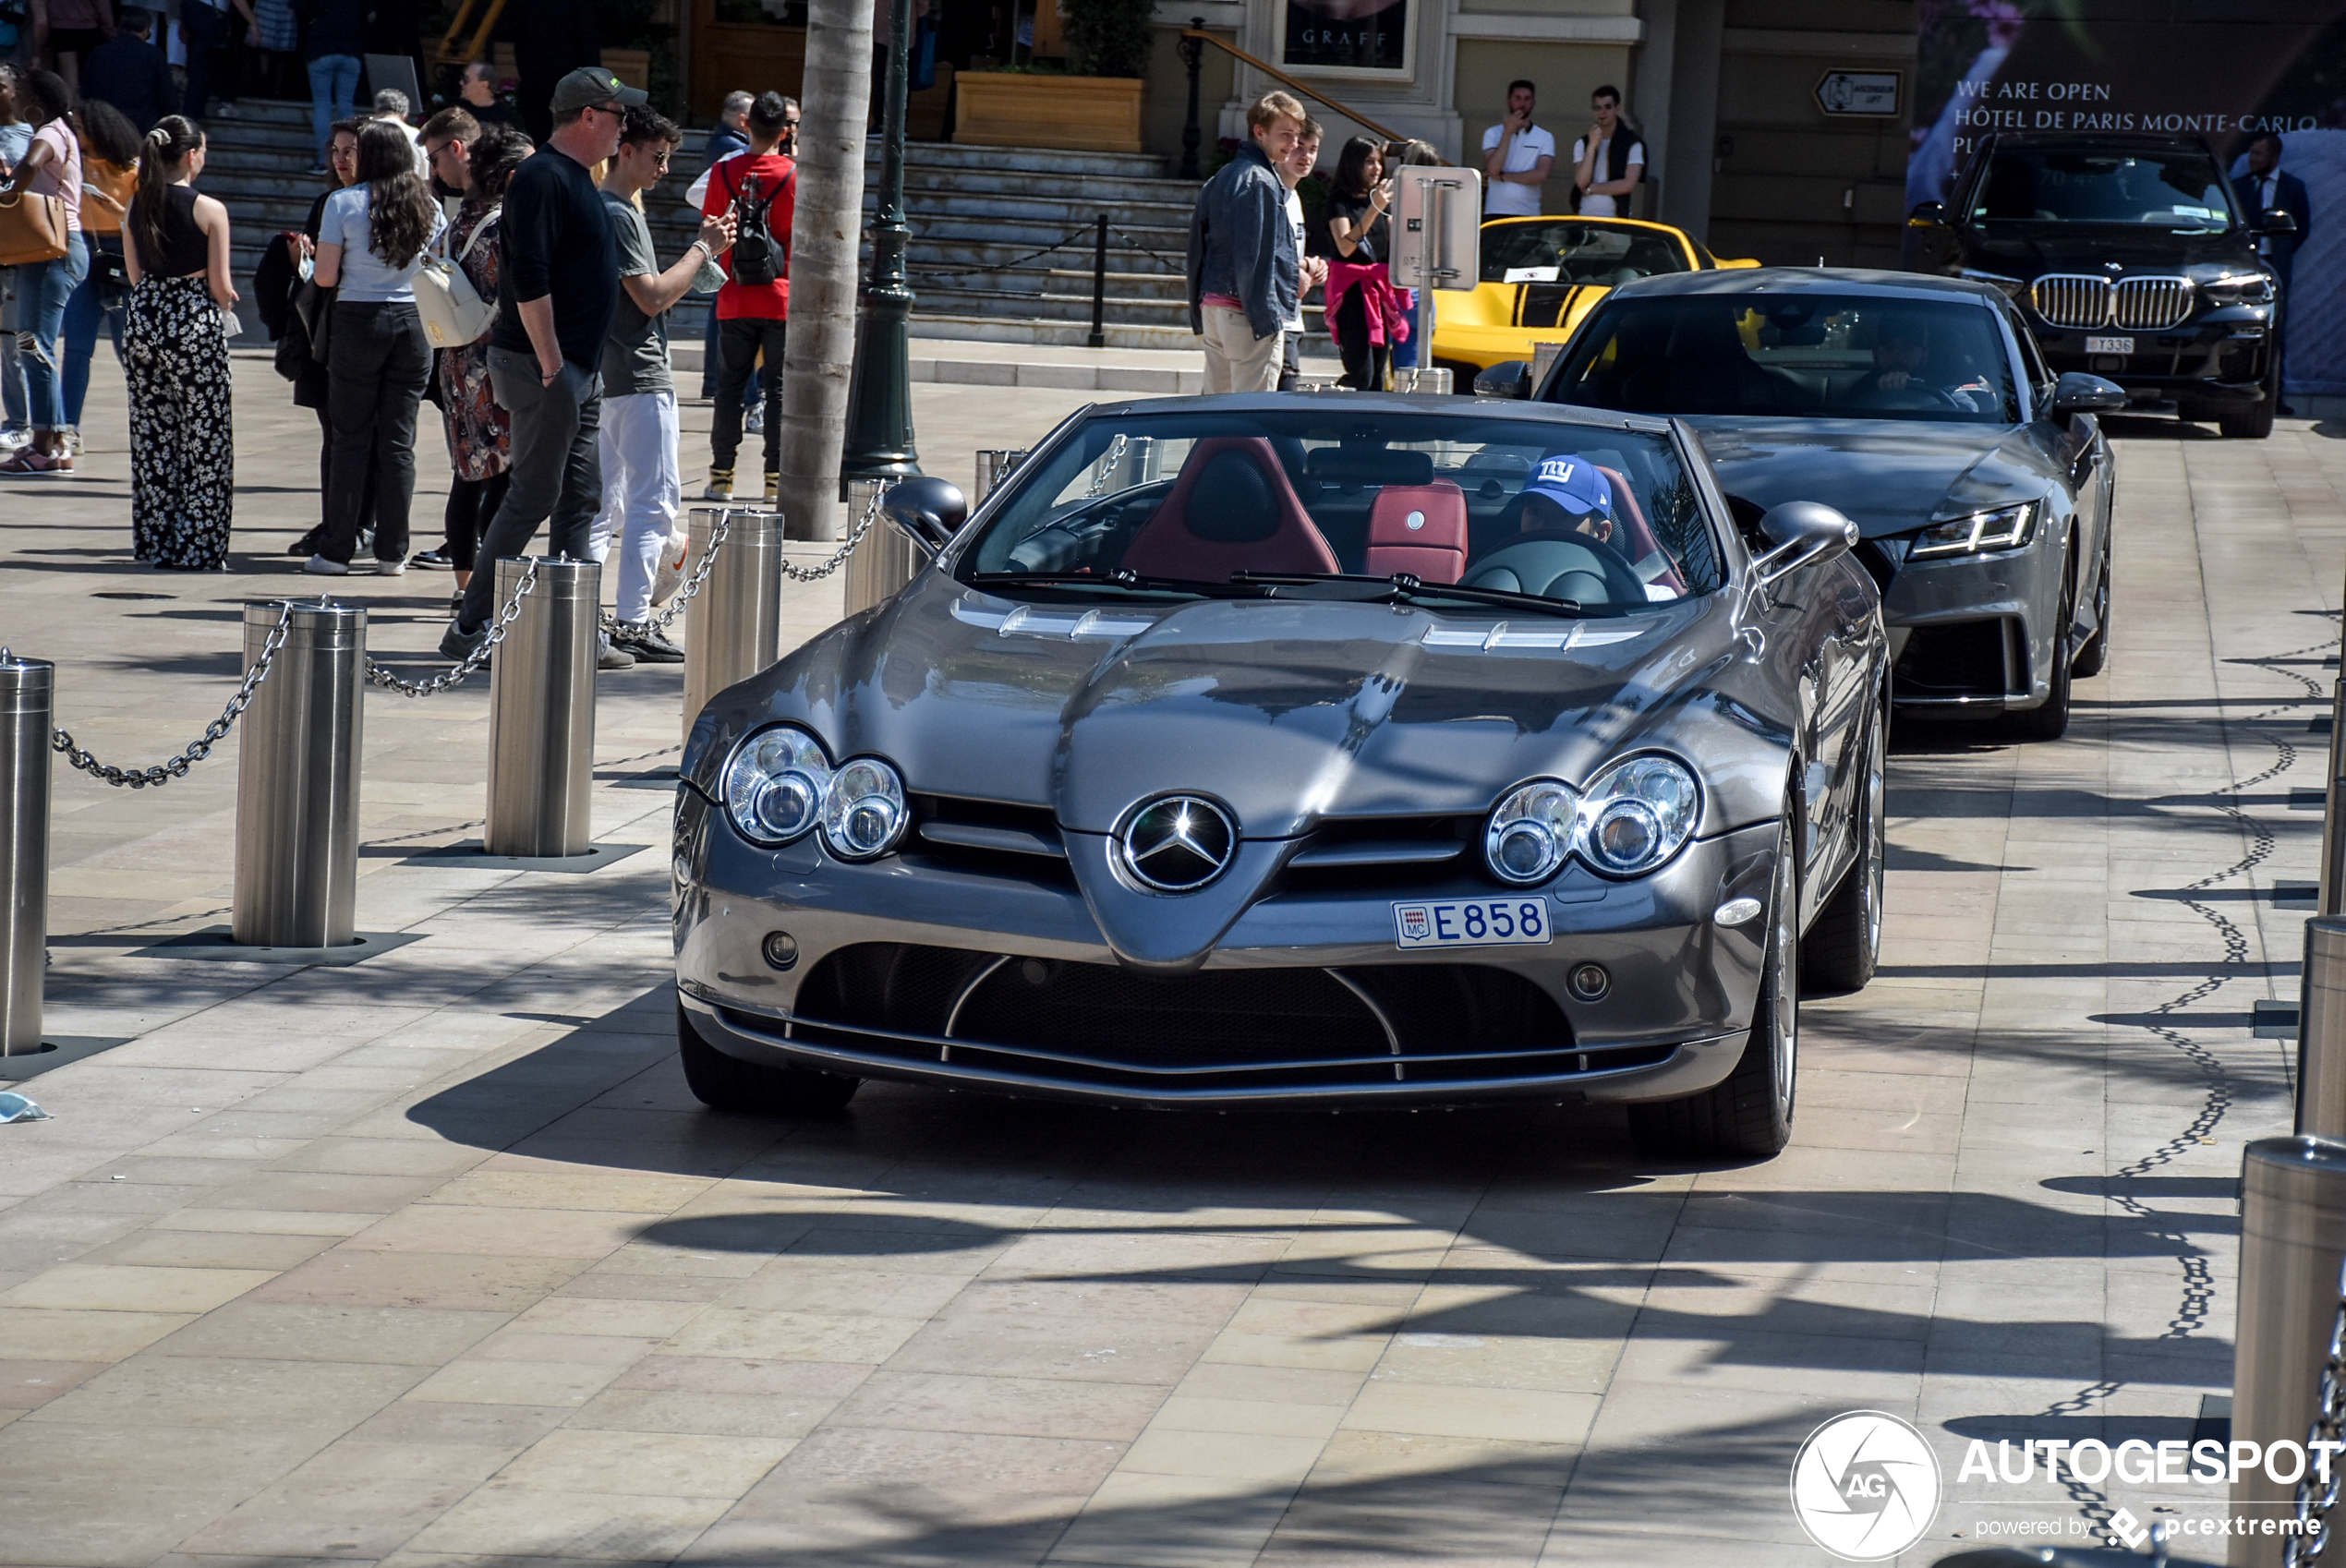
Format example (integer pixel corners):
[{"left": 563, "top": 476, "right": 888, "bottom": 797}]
[
  {"left": 1393, "top": 899, "right": 1554, "bottom": 949},
  {"left": 2085, "top": 335, "right": 2134, "bottom": 355}
]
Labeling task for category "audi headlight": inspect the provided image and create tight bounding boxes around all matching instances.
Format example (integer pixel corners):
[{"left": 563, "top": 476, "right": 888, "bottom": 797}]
[
  {"left": 1910, "top": 501, "right": 2038, "bottom": 560},
  {"left": 2203, "top": 271, "right": 2275, "bottom": 308},
  {"left": 1485, "top": 780, "right": 1577, "bottom": 885},
  {"left": 1578, "top": 755, "right": 1701, "bottom": 875},
  {"left": 722, "top": 725, "right": 831, "bottom": 845},
  {"left": 822, "top": 756, "right": 909, "bottom": 861}
]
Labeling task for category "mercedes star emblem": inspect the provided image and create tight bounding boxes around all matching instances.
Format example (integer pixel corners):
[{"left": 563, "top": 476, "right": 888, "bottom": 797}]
[{"left": 1118, "top": 796, "right": 1237, "bottom": 892}]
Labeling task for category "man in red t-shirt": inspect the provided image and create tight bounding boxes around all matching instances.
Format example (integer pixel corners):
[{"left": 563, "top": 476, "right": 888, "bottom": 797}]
[{"left": 695, "top": 90, "right": 795, "bottom": 502}]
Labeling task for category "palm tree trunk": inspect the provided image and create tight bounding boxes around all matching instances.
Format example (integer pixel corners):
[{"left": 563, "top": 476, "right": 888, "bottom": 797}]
[{"left": 777, "top": 0, "right": 876, "bottom": 542}]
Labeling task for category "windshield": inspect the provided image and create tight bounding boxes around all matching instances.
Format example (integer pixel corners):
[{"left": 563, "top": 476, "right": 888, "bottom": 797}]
[
  {"left": 1481, "top": 220, "right": 1692, "bottom": 286},
  {"left": 1973, "top": 148, "right": 2234, "bottom": 228},
  {"left": 958, "top": 409, "right": 1723, "bottom": 613},
  {"left": 1546, "top": 293, "right": 2020, "bottom": 424}
]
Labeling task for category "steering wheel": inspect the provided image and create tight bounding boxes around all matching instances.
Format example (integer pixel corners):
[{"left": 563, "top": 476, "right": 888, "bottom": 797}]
[
  {"left": 1847, "top": 378, "right": 1965, "bottom": 414},
  {"left": 1463, "top": 528, "right": 1648, "bottom": 606}
]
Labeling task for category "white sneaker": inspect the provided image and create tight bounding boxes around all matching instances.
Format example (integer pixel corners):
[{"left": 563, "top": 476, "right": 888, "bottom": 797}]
[
  {"left": 0, "top": 429, "right": 29, "bottom": 455},
  {"left": 303, "top": 555, "right": 350, "bottom": 575},
  {"left": 61, "top": 428, "right": 81, "bottom": 457},
  {"left": 373, "top": 557, "right": 408, "bottom": 576}
]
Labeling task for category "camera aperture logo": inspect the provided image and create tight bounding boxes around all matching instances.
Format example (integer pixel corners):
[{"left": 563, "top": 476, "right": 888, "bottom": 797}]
[{"left": 1790, "top": 1411, "right": 1944, "bottom": 1562}]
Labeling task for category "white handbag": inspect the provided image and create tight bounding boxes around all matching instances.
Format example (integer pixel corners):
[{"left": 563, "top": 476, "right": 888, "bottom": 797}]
[{"left": 415, "top": 206, "right": 499, "bottom": 350}]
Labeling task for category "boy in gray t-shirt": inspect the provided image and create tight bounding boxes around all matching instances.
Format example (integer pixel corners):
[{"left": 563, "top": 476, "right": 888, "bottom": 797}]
[{"left": 590, "top": 104, "right": 735, "bottom": 663}]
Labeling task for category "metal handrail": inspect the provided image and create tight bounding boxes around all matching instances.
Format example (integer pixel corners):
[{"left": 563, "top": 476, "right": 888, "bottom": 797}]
[
  {"left": 432, "top": 0, "right": 506, "bottom": 69},
  {"left": 1179, "top": 28, "right": 1409, "bottom": 148}
]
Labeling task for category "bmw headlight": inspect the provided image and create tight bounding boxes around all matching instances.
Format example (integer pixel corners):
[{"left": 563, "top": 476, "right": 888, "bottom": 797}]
[
  {"left": 2202, "top": 271, "right": 2275, "bottom": 308},
  {"left": 822, "top": 756, "right": 910, "bottom": 861},
  {"left": 1485, "top": 780, "right": 1578, "bottom": 885},
  {"left": 1578, "top": 755, "right": 1701, "bottom": 875},
  {"left": 1910, "top": 501, "right": 2038, "bottom": 560},
  {"left": 722, "top": 725, "right": 832, "bottom": 845}
]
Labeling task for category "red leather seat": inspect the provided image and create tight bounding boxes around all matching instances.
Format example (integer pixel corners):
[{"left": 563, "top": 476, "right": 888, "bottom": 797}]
[
  {"left": 1121, "top": 437, "right": 1339, "bottom": 580},
  {"left": 1364, "top": 482, "right": 1468, "bottom": 584}
]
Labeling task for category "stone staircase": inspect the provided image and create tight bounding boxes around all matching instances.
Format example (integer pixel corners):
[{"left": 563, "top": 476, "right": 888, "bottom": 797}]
[{"left": 199, "top": 101, "right": 1215, "bottom": 354}]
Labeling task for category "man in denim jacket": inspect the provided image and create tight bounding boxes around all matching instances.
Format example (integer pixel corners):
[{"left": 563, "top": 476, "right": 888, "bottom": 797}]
[{"left": 1188, "top": 91, "right": 1304, "bottom": 394}]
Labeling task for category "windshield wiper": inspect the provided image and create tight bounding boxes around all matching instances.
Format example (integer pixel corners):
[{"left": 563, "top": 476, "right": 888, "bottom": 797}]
[
  {"left": 966, "top": 570, "right": 1267, "bottom": 599},
  {"left": 1230, "top": 572, "right": 1590, "bottom": 619}
]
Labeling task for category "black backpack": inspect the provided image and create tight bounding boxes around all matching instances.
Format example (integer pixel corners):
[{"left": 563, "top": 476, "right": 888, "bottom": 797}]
[{"left": 723, "top": 161, "right": 794, "bottom": 289}]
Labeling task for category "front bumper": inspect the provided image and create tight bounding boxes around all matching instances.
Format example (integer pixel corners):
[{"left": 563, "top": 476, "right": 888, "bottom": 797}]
[
  {"left": 2030, "top": 313, "right": 2273, "bottom": 405},
  {"left": 1871, "top": 525, "right": 2066, "bottom": 717},
  {"left": 672, "top": 788, "right": 1781, "bottom": 1109}
]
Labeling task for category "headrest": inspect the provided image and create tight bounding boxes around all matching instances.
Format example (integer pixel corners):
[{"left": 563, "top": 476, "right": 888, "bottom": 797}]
[
  {"left": 1186, "top": 450, "right": 1282, "bottom": 543},
  {"left": 1304, "top": 447, "right": 1434, "bottom": 487}
]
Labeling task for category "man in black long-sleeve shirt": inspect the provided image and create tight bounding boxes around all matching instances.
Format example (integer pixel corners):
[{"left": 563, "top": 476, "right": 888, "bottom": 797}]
[
  {"left": 444, "top": 66, "right": 644, "bottom": 660},
  {"left": 80, "top": 7, "right": 177, "bottom": 132}
]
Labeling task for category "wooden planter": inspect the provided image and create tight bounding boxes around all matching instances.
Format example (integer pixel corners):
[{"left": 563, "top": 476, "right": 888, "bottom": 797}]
[{"left": 954, "top": 72, "right": 1143, "bottom": 154}]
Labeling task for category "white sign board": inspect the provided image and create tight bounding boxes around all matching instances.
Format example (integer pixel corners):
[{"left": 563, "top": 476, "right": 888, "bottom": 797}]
[
  {"left": 1816, "top": 70, "right": 1901, "bottom": 117},
  {"left": 1390, "top": 166, "right": 1482, "bottom": 292}
]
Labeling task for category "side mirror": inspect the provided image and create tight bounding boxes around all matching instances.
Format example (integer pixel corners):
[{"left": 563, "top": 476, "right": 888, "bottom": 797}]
[
  {"left": 2261, "top": 209, "right": 2299, "bottom": 235},
  {"left": 1753, "top": 501, "right": 1857, "bottom": 585},
  {"left": 1906, "top": 200, "right": 1948, "bottom": 227},
  {"left": 2050, "top": 370, "right": 2127, "bottom": 416},
  {"left": 1473, "top": 360, "right": 1533, "bottom": 400},
  {"left": 880, "top": 476, "right": 967, "bottom": 559}
]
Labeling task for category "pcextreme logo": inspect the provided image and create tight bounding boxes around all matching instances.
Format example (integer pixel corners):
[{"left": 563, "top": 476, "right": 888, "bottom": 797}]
[{"left": 1789, "top": 1410, "right": 1944, "bottom": 1562}]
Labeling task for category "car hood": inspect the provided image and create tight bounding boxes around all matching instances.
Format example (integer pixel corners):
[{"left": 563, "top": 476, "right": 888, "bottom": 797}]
[
  {"left": 1679, "top": 417, "right": 2051, "bottom": 538},
  {"left": 693, "top": 574, "right": 1787, "bottom": 971},
  {"left": 1954, "top": 222, "right": 2262, "bottom": 276}
]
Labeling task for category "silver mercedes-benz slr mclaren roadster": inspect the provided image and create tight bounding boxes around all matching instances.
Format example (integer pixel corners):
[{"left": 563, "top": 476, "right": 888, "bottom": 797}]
[{"left": 671, "top": 394, "right": 1888, "bottom": 1157}]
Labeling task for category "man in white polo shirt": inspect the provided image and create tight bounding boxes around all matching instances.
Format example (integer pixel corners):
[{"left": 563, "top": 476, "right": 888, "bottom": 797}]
[
  {"left": 1572, "top": 83, "right": 1645, "bottom": 217},
  {"left": 1481, "top": 79, "right": 1554, "bottom": 217}
]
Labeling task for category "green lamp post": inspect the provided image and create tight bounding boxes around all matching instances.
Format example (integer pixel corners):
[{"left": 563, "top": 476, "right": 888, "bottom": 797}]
[{"left": 840, "top": 0, "right": 921, "bottom": 491}]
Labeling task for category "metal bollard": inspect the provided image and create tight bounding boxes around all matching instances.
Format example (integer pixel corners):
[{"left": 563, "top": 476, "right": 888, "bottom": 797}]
[
  {"left": 233, "top": 600, "right": 365, "bottom": 948},
  {"left": 485, "top": 558, "right": 598, "bottom": 859},
  {"left": 973, "top": 449, "right": 1025, "bottom": 505},
  {"left": 2319, "top": 677, "right": 2346, "bottom": 914},
  {"left": 683, "top": 508, "right": 783, "bottom": 739},
  {"left": 1, "top": 652, "right": 52, "bottom": 1052},
  {"left": 2301, "top": 916, "right": 2346, "bottom": 1139},
  {"left": 2230, "top": 1136, "right": 2346, "bottom": 1565},
  {"left": 843, "top": 477, "right": 919, "bottom": 618}
]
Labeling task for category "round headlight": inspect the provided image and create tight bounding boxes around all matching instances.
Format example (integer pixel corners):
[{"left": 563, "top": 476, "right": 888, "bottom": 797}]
[
  {"left": 722, "top": 725, "right": 831, "bottom": 845},
  {"left": 1485, "top": 780, "right": 1577, "bottom": 885},
  {"left": 822, "top": 756, "right": 910, "bottom": 861},
  {"left": 1578, "top": 755, "right": 1699, "bottom": 875}
]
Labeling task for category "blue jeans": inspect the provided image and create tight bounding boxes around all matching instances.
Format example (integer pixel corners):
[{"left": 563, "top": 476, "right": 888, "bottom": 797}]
[
  {"left": 182, "top": 0, "right": 231, "bottom": 119},
  {"left": 0, "top": 330, "right": 26, "bottom": 434},
  {"left": 63, "top": 239, "right": 126, "bottom": 429},
  {"left": 18, "top": 233, "right": 89, "bottom": 432},
  {"left": 308, "top": 54, "right": 361, "bottom": 164}
]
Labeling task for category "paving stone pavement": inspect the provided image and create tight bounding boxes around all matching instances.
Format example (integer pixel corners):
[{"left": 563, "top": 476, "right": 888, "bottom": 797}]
[{"left": 3, "top": 357, "right": 2346, "bottom": 1565}]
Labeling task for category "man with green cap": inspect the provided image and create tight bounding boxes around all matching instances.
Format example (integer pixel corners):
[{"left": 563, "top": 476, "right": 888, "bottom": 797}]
[{"left": 444, "top": 66, "right": 647, "bottom": 667}]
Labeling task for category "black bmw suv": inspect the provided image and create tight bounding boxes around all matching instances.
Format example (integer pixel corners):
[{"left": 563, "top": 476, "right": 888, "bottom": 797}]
[{"left": 1906, "top": 132, "right": 2289, "bottom": 438}]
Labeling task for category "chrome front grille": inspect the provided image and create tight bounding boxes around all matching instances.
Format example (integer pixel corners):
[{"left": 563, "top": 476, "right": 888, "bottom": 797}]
[
  {"left": 2030, "top": 274, "right": 2111, "bottom": 330},
  {"left": 2112, "top": 275, "right": 2193, "bottom": 330}
]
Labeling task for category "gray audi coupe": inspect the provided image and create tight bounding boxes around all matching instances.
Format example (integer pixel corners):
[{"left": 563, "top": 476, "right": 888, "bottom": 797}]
[
  {"left": 1522, "top": 269, "right": 2122, "bottom": 739},
  {"left": 672, "top": 395, "right": 1887, "bottom": 1157}
]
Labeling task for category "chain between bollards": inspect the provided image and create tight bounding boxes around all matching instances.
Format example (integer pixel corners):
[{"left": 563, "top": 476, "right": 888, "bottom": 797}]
[
  {"left": 2287, "top": 1256, "right": 2346, "bottom": 1564},
  {"left": 365, "top": 559, "right": 541, "bottom": 697},
  {"left": 611, "top": 509, "right": 735, "bottom": 635},
  {"left": 42, "top": 601, "right": 296, "bottom": 789},
  {"left": 782, "top": 483, "right": 889, "bottom": 584}
]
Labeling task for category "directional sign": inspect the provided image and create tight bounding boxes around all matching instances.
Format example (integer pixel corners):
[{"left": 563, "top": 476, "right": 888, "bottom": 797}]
[{"left": 1816, "top": 70, "right": 1901, "bottom": 117}]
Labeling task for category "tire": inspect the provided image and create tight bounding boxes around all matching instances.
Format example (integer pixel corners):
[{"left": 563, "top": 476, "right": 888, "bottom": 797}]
[
  {"left": 1628, "top": 814, "right": 1798, "bottom": 1159},
  {"left": 1803, "top": 696, "right": 1885, "bottom": 995},
  {"left": 2002, "top": 545, "right": 2075, "bottom": 742},
  {"left": 677, "top": 1003, "right": 861, "bottom": 1115},
  {"left": 2072, "top": 534, "right": 2112, "bottom": 681},
  {"left": 2219, "top": 393, "right": 2276, "bottom": 440}
]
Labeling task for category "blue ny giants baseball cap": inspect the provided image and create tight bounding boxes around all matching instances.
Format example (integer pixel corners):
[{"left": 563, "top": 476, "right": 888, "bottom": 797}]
[{"left": 1523, "top": 454, "right": 1614, "bottom": 521}]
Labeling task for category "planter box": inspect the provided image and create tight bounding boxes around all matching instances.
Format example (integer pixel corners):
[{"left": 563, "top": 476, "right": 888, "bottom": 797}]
[
  {"left": 954, "top": 73, "right": 1143, "bottom": 154},
  {"left": 688, "top": 13, "right": 805, "bottom": 122},
  {"left": 603, "top": 49, "right": 651, "bottom": 90}
]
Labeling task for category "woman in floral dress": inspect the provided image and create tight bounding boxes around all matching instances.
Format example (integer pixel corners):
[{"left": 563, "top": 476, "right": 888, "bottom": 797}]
[{"left": 433, "top": 124, "right": 529, "bottom": 614}]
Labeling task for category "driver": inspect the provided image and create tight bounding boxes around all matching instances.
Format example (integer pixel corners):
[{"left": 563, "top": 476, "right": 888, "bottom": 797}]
[
  {"left": 1519, "top": 454, "right": 1618, "bottom": 546},
  {"left": 1861, "top": 311, "right": 1995, "bottom": 412}
]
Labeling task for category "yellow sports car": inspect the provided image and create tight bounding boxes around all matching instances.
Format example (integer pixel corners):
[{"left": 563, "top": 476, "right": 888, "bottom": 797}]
[{"left": 1429, "top": 216, "right": 1759, "bottom": 381}]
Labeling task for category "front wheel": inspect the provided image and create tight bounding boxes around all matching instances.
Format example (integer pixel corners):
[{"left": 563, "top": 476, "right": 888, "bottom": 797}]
[
  {"left": 1627, "top": 815, "right": 1798, "bottom": 1159},
  {"left": 677, "top": 1003, "right": 862, "bottom": 1115},
  {"left": 1803, "top": 696, "right": 1885, "bottom": 994},
  {"left": 2003, "top": 545, "right": 2075, "bottom": 742},
  {"left": 2072, "top": 534, "right": 2112, "bottom": 680}
]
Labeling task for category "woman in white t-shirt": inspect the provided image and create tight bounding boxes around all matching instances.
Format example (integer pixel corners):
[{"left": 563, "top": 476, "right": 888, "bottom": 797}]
[{"left": 1572, "top": 85, "right": 1645, "bottom": 219}]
